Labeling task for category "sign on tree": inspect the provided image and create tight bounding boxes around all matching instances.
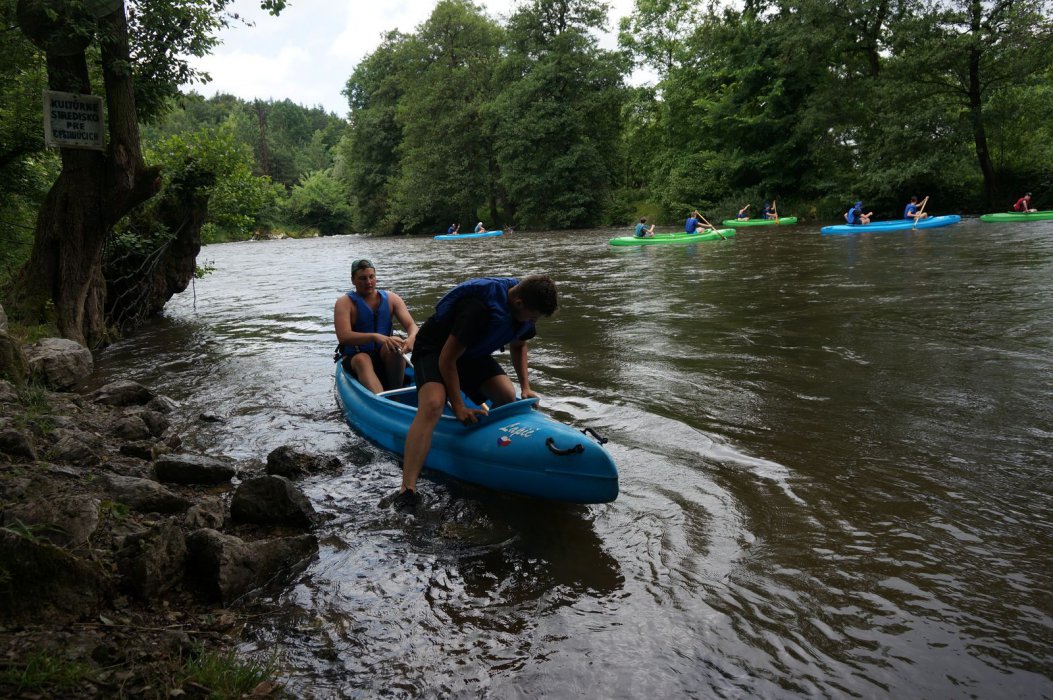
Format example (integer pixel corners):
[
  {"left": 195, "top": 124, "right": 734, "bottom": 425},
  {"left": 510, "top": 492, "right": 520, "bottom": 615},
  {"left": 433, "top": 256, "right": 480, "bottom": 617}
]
[{"left": 43, "top": 90, "right": 105, "bottom": 151}]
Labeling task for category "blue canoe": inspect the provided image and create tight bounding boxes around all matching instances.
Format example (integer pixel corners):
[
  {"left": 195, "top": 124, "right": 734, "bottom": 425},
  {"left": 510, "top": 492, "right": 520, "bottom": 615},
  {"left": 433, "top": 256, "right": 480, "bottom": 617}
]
[
  {"left": 821, "top": 215, "right": 961, "bottom": 235},
  {"left": 334, "top": 363, "right": 619, "bottom": 503},
  {"left": 434, "top": 230, "right": 503, "bottom": 240}
]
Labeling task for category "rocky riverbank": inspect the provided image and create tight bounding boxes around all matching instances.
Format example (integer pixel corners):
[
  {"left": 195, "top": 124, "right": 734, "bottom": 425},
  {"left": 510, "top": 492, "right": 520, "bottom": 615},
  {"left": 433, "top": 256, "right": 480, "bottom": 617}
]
[{"left": 0, "top": 328, "right": 340, "bottom": 697}]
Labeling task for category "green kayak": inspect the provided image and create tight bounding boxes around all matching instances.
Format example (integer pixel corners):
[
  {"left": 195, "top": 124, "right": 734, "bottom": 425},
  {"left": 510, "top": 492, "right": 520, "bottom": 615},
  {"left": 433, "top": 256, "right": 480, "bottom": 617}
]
[
  {"left": 720, "top": 217, "right": 798, "bottom": 227},
  {"left": 609, "top": 229, "right": 735, "bottom": 246},
  {"left": 979, "top": 211, "right": 1053, "bottom": 223}
]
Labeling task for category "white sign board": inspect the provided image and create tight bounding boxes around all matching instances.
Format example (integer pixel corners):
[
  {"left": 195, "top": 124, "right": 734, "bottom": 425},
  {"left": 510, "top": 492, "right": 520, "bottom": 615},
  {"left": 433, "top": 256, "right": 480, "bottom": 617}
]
[{"left": 43, "top": 90, "right": 105, "bottom": 150}]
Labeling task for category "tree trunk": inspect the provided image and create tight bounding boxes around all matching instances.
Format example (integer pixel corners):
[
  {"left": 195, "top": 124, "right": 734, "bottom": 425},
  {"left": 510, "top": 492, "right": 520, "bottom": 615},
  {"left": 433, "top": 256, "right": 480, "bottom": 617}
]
[
  {"left": 12, "top": 2, "right": 159, "bottom": 347},
  {"left": 967, "top": 2, "right": 997, "bottom": 206}
]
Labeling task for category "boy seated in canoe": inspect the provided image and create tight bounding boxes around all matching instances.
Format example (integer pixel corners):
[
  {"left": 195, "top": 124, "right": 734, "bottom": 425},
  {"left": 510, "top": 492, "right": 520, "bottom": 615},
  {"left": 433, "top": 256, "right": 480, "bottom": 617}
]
[
  {"left": 634, "top": 217, "right": 655, "bottom": 238},
  {"left": 904, "top": 196, "right": 929, "bottom": 221},
  {"left": 387, "top": 275, "right": 559, "bottom": 511},
  {"left": 1013, "top": 193, "right": 1037, "bottom": 213},
  {"left": 763, "top": 202, "right": 777, "bottom": 220},
  {"left": 845, "top": 201, "right": 872, "bottom": 225},
  {"left": 334, "top": 259, "right": 419, "bottom": 393},
  {"left": 736, "top": 204, "right": 750, "bottom": 221}
]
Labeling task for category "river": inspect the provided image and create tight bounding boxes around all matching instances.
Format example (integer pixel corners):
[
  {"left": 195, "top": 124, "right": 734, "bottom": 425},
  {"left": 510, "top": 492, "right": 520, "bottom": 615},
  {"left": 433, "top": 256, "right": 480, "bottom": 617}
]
[{"left": 92, "top": 220, "right": 1053, "bottom": 698}]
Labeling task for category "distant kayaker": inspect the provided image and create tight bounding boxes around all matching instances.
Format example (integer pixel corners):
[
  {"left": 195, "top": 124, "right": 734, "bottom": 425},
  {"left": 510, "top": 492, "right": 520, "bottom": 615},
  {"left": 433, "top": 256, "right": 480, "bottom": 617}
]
[
  {"left": 474, "top": 221, "right": 487, "bottom": 233},
  {"left": 334, "top": 259, "right": 419, "bottom": 394},
  {"left": 387, "top": 276, "right": 559, "bottom": 511},
  {"left": 763, "top": 202, "right": 777, "bottom": 220},
  {"left": 845, "top": 201, "right": 872, "bottom": 225},
  {"left": 736, "top": 204, "right": 751, "bottom": 220},
  {"left": 1013, "top": 193, "right": 1037, "bottom": 213},
  {"left": 447, "top": 223, "right": 460, "bottom": 235},
  {"left": 904, "top": 196, "right": 929, "bottom": 221},
  {"left": 634, "top": 217, "right": 655, "bottom": 238},
  {"left": 685, "top": 210, "right": 705, "bottom": 234}
]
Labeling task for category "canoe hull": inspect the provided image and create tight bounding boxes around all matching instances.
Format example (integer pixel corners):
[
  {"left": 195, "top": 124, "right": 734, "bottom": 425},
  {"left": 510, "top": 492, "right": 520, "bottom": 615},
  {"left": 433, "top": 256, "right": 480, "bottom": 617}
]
[
  {"left": 979, "top": 211, "right": 1053, "bottom": 223},
  {"left": 334, "top": 364, "right": 619, "bottom": 503},
  {"left": 821, "top": 215, "right": 961, "bottom": 235},
  {"left": 609, "top": 229, "right": 736, "bottom": 246},
  {"left": 720, "top": 217, "right": 798, "bottom": 227},
  {"left": 434, "top": 230, "right": 503, "bottom": 240}
]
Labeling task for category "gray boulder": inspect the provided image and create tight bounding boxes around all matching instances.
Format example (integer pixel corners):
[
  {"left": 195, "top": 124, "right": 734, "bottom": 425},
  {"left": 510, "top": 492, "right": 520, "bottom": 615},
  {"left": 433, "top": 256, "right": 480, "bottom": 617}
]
[
  {"left": 0, "top": 529, "right": 109, "bottom": 623},
  {"left": 48, "top": 427, "right": 101, "bottom": 467},
  {"left": 88, "top": 379, "right": 155, "bottom": 407},
  {"left": 0, "top": 379, "right": 18, "bottom": 404},
  {"left": 0, "top": 332, "right": 28, "bottom": 385},
  {"left": 105, "top": 474, "right": 191, "bottom": 514},
  {"left": 185, "top": 528, "right": 317, "bottom": 603},
  {"left": 184, "top": 496, "right": 225, "bottom": 530},
  {"left": 116, "top": 519, "right": 187, "bottom": 600},
  {"left": 265, "top": 445, "right": 342, "bottom": 479},
  {"left": 230, "top": 475, "right": 316, "bottom": 529},
  {"left": 24, "top": 338, "right": 93, "bottom": 390},
  {"left": 2, "top": 495, "right": 101, "bottom": 548},
  {"left": 0, "top": 428, "right": 37, "bottom": 460},
  {"left": 154, "top": 453, "right": 236, "bottom": 485}
]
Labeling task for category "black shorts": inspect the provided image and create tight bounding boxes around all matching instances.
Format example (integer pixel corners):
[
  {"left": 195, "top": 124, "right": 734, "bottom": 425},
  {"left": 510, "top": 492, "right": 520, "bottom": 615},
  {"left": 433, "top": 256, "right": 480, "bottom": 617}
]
[
  {"left": 412, "top": 352, "right": 506, "bottom": 404},
  {"left": 342, "top": 351, "right": 385, "bottom": 381}
]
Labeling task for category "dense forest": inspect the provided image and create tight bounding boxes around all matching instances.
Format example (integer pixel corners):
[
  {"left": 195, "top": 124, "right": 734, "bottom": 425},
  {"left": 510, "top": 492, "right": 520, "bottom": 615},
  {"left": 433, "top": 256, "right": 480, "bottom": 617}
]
[{"left": 1, "top": 0, "right": 1052, "bottom": 344}]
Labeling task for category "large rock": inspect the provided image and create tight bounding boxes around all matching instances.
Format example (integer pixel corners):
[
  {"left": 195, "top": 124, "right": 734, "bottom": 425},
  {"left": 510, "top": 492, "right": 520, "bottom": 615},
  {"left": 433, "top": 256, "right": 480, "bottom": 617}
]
[
  {"left": 105, "top": 474, "right": 191, "bottom": 514},
  {"left": 49, "top": 427, "right": 101, "bottom": 467},
  {"left": 230, "top": 475, "right": 316, "bottom": 529},
  {"left": 0, "top": 379, "right": 18, "bottom": 404},
  {"left": 0, "top": 331, "right": 28, "bottom": 385},
  {"left": 24, "top": 338, "right": 93, "bottom": 390},
  {"left": 154, "top": 453, "right": 236, "bottom": 485},
  {"left": 185, "top": 528, "right": 317, "bottom": 603},
  {"left": 88, "top": 379, "right": 155, "bottom": 407},
  {"left": 265, "top": 445, "right": 342, "bottom": 479},
  {"left": 1, "top": 495, "right": 101, "bottom": 548},
  {"left": 0, "top": 529, "right": 110, "bottom": 623},
  {"left": 116, "top": 519, "right": 187, "bottom": 600},
  {"left": 0, "top": 428, "right": 37, "bottom": 460}
]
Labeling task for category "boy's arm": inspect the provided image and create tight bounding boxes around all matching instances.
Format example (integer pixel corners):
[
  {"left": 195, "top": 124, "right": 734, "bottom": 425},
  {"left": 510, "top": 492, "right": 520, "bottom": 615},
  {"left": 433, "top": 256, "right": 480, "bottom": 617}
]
[{"left": 509, "top": 340, "right": 537, "bottom": 400}]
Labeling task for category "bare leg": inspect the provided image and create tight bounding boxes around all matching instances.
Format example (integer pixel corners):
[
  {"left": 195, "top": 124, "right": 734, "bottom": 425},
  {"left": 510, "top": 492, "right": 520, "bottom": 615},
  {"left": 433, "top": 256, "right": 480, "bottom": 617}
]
[
  {"left": 349, "top": 353, "right": 383, "bottom": 393},
  {"left": 480, "top": 373, "right": 518, "bottom": 407},
  {"left": 401, "top": 382, "right": 446, "bottom": 492},
  {"left": 379, "top": 344, "right": 406, "bottom": 390}
]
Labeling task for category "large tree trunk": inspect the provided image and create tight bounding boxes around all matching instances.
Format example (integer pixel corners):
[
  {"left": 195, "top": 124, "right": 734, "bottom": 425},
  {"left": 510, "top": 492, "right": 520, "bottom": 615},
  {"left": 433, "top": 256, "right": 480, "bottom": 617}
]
[
  {"left": 966, "top": 4, "right": 997, "bottom": 206},
  {"left": 12, "top": 1, "right": 159, "bottom": 347}
]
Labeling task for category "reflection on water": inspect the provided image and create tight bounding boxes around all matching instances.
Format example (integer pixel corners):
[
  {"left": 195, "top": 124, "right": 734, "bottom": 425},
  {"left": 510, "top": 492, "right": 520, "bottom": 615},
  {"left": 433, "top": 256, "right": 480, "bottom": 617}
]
[{"left": 92, "top": 221, "right": 1053, "bottom": 697}]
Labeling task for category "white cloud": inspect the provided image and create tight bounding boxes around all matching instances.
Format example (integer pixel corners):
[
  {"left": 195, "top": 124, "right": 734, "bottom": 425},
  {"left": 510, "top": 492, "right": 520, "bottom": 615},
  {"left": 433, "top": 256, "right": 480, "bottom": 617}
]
[{"left": 184, "top": 0, "right": 647, "bottom": 116}]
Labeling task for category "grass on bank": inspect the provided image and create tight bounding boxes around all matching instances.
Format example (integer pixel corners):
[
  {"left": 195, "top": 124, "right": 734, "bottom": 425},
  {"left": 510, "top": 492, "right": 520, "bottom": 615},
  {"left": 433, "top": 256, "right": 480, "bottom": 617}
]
[{"left": 0, "top": 646, "right": 280, "bottom": 698}]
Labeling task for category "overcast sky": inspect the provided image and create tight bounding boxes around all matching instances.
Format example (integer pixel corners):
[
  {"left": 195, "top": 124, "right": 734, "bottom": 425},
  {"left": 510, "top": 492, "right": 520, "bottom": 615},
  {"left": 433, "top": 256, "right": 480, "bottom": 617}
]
[{"left": 183, "top": 0, "right": 643, "bottom": 117}]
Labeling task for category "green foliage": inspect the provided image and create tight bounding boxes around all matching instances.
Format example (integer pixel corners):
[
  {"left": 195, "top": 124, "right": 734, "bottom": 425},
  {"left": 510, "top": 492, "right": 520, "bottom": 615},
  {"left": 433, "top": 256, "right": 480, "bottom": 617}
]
[
  {"left": 285, "top": 170, "right": 354, "bottom": 235},
  {"left": 146, "top": 123, "right": 280, "bottom": 240},
  {"left": 0, "top": 651, "right": 91, "bottom": 694},
  {"left": 175, "top": 647, "right": 279, "bottom": 698}
]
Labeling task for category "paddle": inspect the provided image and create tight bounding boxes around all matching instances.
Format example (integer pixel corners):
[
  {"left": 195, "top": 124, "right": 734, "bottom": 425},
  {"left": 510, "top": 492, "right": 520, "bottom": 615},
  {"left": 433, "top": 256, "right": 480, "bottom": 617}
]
[
  {"left": 912, "top": 195, "right": 929, "bottom": 230},
  {"left": 771, "top": 199, "right": 779, "bottom": 225},
  {"left": 697, "top": 213, "right": 727, "bottom": 240}
]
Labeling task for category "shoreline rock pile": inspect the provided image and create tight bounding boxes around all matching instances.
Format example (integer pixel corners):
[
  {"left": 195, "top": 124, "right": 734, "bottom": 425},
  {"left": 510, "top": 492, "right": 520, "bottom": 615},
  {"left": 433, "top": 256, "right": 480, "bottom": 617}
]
[{"left": 0, "top": 324, "right": 340, "bottom": 696}]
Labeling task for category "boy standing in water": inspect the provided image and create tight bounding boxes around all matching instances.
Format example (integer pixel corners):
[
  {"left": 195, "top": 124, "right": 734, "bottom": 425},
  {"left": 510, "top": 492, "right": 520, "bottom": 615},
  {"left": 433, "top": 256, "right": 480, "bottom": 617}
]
[{"left": 386, "top": 275, "right": 559, "bottom": 511}]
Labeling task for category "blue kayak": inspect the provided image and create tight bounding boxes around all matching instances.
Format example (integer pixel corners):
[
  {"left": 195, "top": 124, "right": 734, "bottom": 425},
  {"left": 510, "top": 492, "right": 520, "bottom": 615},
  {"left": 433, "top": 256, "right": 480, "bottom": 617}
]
[
  {"left": 821, "top": 215, "right": 960, "bottom": 235},
  {"left": 334, "top": 363, "right": 618, "bottom": 503},
  {"left": 434, "top": 230, "right": 503, "bottom": 240}
]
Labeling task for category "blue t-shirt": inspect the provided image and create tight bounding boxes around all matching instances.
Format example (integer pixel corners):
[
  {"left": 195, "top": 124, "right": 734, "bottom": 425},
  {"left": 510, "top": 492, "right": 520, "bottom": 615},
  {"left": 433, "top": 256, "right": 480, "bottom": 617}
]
[
  {"left": 904, "top": 203, "right": 917, "bottom": 219},
  {"left": 685, "top": 217, "right": 701, "bottom": 233},
  {"left": 634, "top": 223, "right": 648, "bottom": 237}
]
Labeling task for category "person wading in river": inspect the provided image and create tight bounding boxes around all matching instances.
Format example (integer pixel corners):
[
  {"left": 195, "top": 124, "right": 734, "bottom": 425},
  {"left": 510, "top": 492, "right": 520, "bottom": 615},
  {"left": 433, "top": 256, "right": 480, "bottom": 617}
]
[
  {"left": 334, "top": 259, "right": 419, "bottom": 393},
  {"left": 384, "top": 275, "right": 559, "bottom": 512}
]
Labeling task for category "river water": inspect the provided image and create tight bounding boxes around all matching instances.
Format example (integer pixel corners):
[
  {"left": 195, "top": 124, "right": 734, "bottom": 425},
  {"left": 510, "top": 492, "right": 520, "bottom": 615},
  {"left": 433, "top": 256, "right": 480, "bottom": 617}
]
[{"left": 92, "top": 220, "right": 1053, "bottom": 698}]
